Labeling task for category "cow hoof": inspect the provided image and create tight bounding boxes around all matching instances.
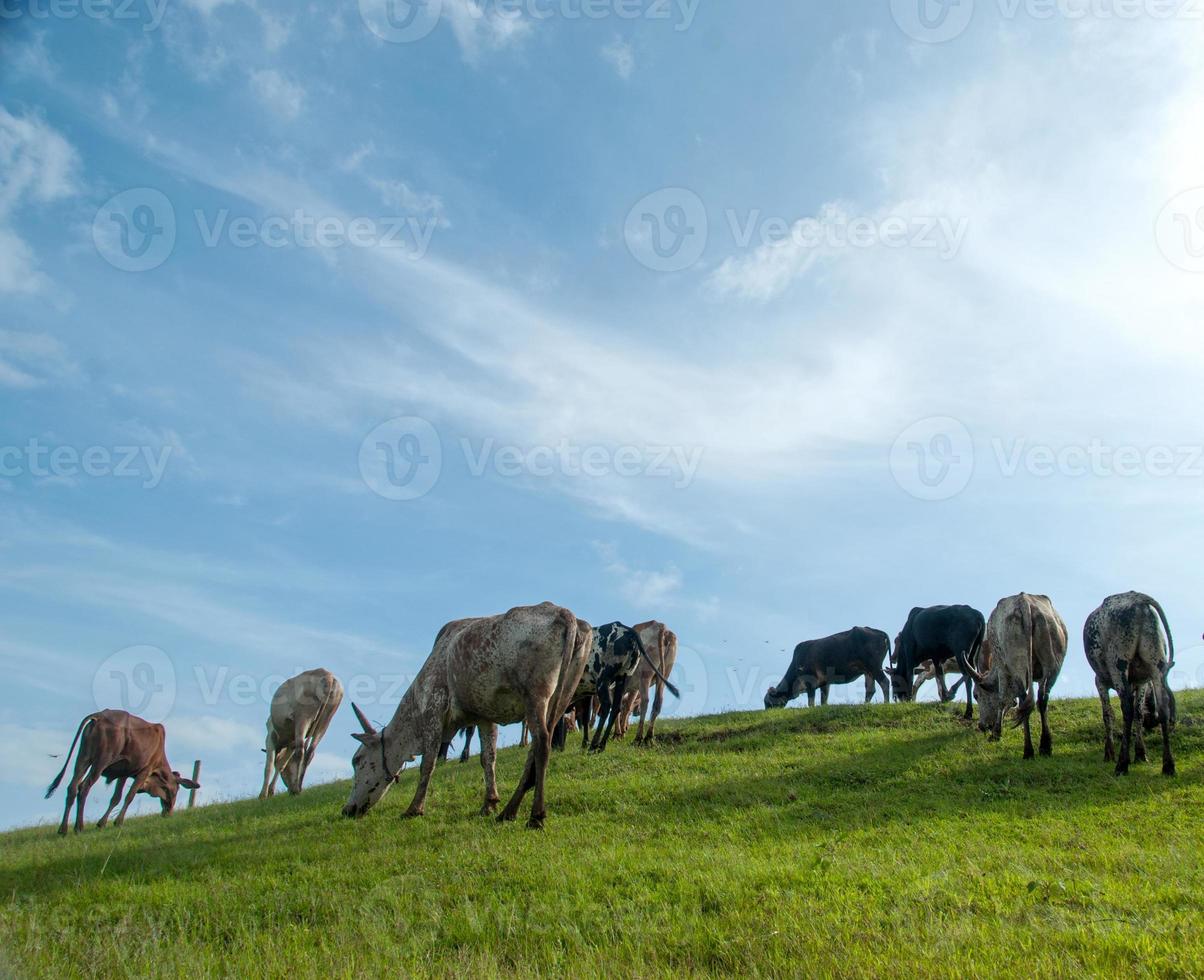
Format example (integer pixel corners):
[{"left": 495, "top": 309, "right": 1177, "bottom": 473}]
[
  {"left": 1104, "top": 747, "right": 1115, "bottom": 762},
  {"left": 1135, "top": 751, "right": 1148, "bottom": 764},
  {"left": 1163, "top": 760, "right": 1177, "bottom": 777},
  {"left": 403, "top": 807, "right": 424, "bottom": 819},
  {"left": 1114, "top": 762, "right": 1129, "bottom": 777},
  {"left": 496, "top": 810, "right": 518, "bottom": 824},
  {"left": 1023, "top": 747, "right": 1035, "bottom": 760},
  {"left": 526, "top": 816, "right": 545, "bottom": 830},
  {"left": 480, "top": 800, "right": 499, "bottom": 816},
  {"left": 57, "top": 827, "right": 68, "bottom": 836}
]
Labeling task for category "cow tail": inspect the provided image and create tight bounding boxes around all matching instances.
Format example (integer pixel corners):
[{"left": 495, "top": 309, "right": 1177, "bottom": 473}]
[
  {"left": 545, "top": 612, "right": 580, "bottom": 730},
  {"left": 45, "top": 714, "right": 94, "bottom": 798},
  {"left": 633, "top": 628, "right": 680, "bottom": 699},
  {"left": 956, "top": 620, "right": 985, "bottom": 679},
  {"left": 1014, "top": 597, "right": 1036, "bottom": 727},
  {"left": 1147, "top": 596, "right": 1176, "bottom": 726}
]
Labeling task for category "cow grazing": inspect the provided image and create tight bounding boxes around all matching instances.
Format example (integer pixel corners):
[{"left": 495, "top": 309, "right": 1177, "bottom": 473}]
[
  {"left": 615, "top": 621, "right": 679, "bottom": 744},
  {"left": 342, "top": 602, "right": 592, "bottom": 829},
  {"left": 891, "top": 605, "right": 985, "bottom": 720},
  {"left": 260, "top": 668, "right": 344, "bottom": 798},
  {"left": 764, "top": 627, "right": 891, "bottom": 709},
  {"left": 570, "top": 622, "right": 680, "bottom": 754},
  {"left": 45, "top": 709, "right": 199, "bottom": 835},
  {"left": 959, "top": 593, "right": 1067, "bottom": 758},
  {"left": 1083, "top": 591, "right": 1176, "bottom": 776}
]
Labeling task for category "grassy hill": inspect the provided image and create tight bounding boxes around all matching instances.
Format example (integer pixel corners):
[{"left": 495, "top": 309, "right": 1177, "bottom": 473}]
[{"left": 3, "top": 693, "right": 1203, "bottom": 978}]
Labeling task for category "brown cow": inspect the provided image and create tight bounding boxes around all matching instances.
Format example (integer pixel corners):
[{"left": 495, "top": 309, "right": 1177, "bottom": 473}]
[
  {"left": 45, "top": 709, "right": 199, "bottom": 835},
  {"left": 615, "top": 621, "right": 678, "bottom": 744}
]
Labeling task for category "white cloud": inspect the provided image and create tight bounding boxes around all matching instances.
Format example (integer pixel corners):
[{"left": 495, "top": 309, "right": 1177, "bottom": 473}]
[
  {"left": 600, "top": 36, "right": 635, "bottom": 80},
  {"left": 0, "top": 329, "right": 78, "bottom": 388},
  {"left": 0, "top": 106, "right": 80, "bottom": 293},
  {"left": 248, "top": 68, "right": 304, "bottom": 121},
  {"left": 367, "top": 177, "right": 448, "bottom": 224},
  {"left": 442, "top": 0, "right": 531, "bottom": 63}
]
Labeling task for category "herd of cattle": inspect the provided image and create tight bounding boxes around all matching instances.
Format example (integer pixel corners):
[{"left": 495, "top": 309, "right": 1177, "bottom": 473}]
[{"left": 44, "top": 590, "right": 1179, "bottom": 833}]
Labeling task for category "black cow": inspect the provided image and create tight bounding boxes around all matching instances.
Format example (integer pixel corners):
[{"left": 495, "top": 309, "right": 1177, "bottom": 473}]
[
  {"left": 764, "top": 627, "right": 891, "bottom": 708},
  {"left": 891, "top": 604, "right": 985, "bottom": 719}
]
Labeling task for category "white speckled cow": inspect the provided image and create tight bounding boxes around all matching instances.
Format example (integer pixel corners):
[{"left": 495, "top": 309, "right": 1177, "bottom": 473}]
[
  {"left": 342, "top": 602, "right": 591, "bottom": 829},
  {"left": 960, "top": 593, "right": 1067, "bottom": 758},
  {"left": 260, "top": 668, "right": 344, "bottom": 798},
  {"left": 1083, "top": 591, "right": 1176, "bottom": 777}
]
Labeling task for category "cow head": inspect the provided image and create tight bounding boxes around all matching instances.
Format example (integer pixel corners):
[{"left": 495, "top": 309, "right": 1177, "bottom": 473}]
[
  {"left": 889, "top": 634, "right": 913, "bottom": 702},
  {"left": 342, "top": 703, "right": 417, "bottom": 819},
  {"left": 145, "top": 768, "right": 201, "bottom": 815},
  {"left": 763, "top": 686, "right": 790, "bottom": 709},
  {"left": 278, "top": 749, "right": 305, "bottom": 796}
]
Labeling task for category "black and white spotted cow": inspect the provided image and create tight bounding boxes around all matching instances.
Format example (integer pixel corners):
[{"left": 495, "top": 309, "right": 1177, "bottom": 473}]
[
  {"left": 569, "top": 622, "right": 680, "bottom": 754},
  {"left": 1083, "top": 591, "right": 1176, "bottom": 777}
]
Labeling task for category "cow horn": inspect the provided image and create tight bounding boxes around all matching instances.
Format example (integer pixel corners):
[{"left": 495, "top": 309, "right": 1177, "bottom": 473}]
[
  {"left": 352, "top": 702, "right": 376, "bottom": 735},
  {"left": 957, "top": 650, "right": 987, "bottom": 685}
]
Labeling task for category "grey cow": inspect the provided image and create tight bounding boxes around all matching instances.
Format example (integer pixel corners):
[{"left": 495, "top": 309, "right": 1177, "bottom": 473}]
[
  {"left": 260, "top": 668, "right": 344, "bottom": 798},
  {"left": 1083, "top": 591, "right": 1176, "bottom": 777}
]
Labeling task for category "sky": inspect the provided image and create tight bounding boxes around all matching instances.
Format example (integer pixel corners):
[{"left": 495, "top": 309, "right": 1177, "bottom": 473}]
[{"left": 0, "top": 0, "right": 1202, "bottom": 831}]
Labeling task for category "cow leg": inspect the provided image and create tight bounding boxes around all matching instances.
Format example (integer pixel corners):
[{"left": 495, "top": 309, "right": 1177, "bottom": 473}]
[
  {"left": 1022, "top": 706, "right": 1035, "bottom": 760},
  {"left": 1157, "top": 681, "right": 1176, "bottom": 776},
  {"left": 259, "top": 732, "right": 279, "bottom": 799},
  {"left": 873, "top": 668, "right": 891, "bottom": 704},
  {"left": 525, "top": 713, "right": 553, "bottom": 830},
  {"left": 114, "top": 775, "right": 145, "bottom": 827},
  {"left": 479, "top": 723, "right": 500, "bottom": 814},
  {"left": 499, "top": 723, "right": 540, "bottom": 823},
  {"left": 96, "top": 778, "right": 127, "bottom": 829},
  {"left": 820, "top": 682, "right": 830, "bottom": 706},
  {"left": 1038, "top": 680, "right": 1052, "bottom": 757},
  {"left": 592, "top": 681, "right": 623, "bottom": 753},
  {"left": 520, "top": 722, "right": 529, "bottom": 749},
  {"left": 1115, "top": 681, "right": 1135, "bottom": 776},
  {"left": 805, "top": 681, "right": 816, "bottom": 707},
  {"left": 947, "top": 675, "right": 965, "bottom": 701},
  {"left": 934, "top": 670, "right": 950, "bottom": 703},
  {"left": 403, "top": 733, "right": 442, "bottom": 818},
  {"left": 646, "top": 676, "right": 666, "bottom": 743},
  {"left": 963, "top": 677, "right": 974, "bottom": 721},
  {"left": 1095, "top": 676, "right": 1115, "bottom": 761},
  {"left": 635, "top": 674, "right": 652, "bottom": 744},
  {"left": 58, "top": 757, "right": 90, "bottom": 835},
  {"left": 74, "top": 767, "right": 101, "bottom": 833},
  {"left": 1133, "top": 689, "right": 1148, "bottom": 763},
  {"left": 460, "top": 725, "right": 475, "bottom": 763},
  {"left": 863, "top": 672, "right": 875, "bottom": 704}
]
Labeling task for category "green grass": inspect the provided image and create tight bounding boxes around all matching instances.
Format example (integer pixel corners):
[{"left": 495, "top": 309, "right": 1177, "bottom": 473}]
[{"left": 3, "top": 693, "right": 1203, "bottom": 978}]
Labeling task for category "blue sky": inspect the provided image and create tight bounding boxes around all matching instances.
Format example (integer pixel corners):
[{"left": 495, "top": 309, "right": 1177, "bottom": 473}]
[{"left": 1, "top": 0, "right": 1202, "bottom": 830}]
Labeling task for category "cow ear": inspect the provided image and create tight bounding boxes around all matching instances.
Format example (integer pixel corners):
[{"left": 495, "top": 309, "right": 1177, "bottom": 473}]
[{"left": 177, "top": 777, "right": 200, "bottom": 790}]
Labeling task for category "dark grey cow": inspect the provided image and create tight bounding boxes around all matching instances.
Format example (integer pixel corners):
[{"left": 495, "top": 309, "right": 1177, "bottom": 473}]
[
  {"left": 891, "top": 604, "right": 985, "bottom": 720},
  {"left": 1084, "top": 591, "right": 1176, "bottom": 777},
  {"left": 764, "top": 627, "right": 891, "bottom": 708}
]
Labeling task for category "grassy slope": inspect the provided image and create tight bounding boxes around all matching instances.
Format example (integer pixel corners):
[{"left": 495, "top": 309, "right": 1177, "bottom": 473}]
[{"left": 2, "top": 693, "right": 1203, "bottom": 979}]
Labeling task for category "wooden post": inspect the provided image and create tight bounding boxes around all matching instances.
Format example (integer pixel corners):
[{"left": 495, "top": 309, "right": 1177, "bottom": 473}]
[{"left": 188, "top": 760, "right": 201, "bottom": 809}]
